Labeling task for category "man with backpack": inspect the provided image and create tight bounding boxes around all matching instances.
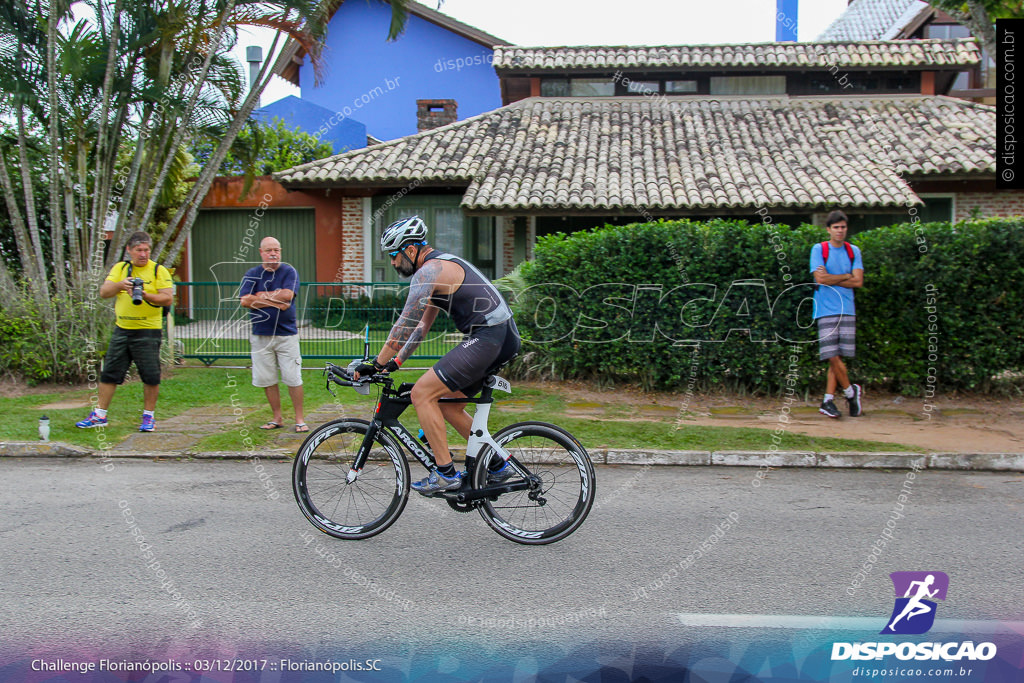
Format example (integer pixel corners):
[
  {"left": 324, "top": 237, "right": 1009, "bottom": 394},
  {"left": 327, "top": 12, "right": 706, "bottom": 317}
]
[{"left": 810, "top": 210, "right": 864, "bottom": 419}]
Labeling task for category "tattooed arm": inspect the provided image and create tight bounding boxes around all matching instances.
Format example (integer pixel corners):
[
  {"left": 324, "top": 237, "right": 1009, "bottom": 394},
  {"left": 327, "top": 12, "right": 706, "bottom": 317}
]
[{"left": 376, "top": 260, "right": 443, "bottom": 365}]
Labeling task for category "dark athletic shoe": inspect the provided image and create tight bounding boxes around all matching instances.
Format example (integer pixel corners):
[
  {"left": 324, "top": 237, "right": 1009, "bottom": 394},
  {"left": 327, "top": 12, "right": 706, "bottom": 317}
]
[
  {"left": 846, "top": 384, "right": 863, "bottom": 417},
  {"left": 819, "top": 399, "right": 841, "bottom": 419}
]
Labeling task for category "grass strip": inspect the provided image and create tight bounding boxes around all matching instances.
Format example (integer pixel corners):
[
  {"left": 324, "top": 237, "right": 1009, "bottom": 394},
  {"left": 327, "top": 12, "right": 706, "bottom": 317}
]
[{"left": 4, "top": 365, "right": 919, "bottom": 454}]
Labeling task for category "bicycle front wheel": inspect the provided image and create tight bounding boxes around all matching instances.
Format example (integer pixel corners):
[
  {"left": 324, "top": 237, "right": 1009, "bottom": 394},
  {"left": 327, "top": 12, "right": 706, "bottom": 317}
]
[
  {"left": 472, "top": 421, "right": 595, "bottom": 545},
  {"left": 292, "top": 419, "right": 410, "bottom": 540}
]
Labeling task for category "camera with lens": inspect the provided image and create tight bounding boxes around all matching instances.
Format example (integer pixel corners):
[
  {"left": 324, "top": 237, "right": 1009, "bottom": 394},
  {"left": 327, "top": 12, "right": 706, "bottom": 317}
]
[{"left": 130, "top": 277, "right": 145, "bottom": 305}]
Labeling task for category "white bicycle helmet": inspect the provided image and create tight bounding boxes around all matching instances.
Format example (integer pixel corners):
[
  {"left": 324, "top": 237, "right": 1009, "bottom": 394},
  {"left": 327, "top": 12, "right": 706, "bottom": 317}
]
[{"left": 380, "top": 215, "right": 428, "bottom": 253}]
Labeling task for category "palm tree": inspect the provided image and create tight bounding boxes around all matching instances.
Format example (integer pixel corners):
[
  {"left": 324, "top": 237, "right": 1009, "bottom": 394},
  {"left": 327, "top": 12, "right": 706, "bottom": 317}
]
[
  {"left": 0, "top": 0, "right": 413, "bottom": 380},
  {"left": 3, "top": 0, "right": 415, "bottom": 286}
]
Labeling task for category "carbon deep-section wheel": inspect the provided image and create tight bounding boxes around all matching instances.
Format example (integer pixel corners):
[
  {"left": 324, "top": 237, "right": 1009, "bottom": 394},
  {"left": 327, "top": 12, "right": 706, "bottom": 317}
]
[
  {"left": 472, "top": 421, "right": 595, "bottom": 545},
  {"left": 293, "top": 419, "right": 410, "bottom": 540}
]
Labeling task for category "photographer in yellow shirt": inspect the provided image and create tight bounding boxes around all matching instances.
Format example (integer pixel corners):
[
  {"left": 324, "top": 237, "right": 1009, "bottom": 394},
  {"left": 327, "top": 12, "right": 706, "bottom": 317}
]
[{"left": 76, "top": 231, "right": 174, "bottom": 432}]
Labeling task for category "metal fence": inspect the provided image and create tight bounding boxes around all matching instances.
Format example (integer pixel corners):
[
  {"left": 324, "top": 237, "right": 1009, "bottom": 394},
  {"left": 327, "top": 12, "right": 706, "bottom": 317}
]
[{"left": 173, "top": 281, "right": 460, "bottom": 365}]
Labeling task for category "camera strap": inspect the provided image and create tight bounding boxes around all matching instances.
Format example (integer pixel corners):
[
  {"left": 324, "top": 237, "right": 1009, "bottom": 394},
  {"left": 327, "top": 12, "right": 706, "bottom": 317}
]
[{"left": 122, "top": 260, "right": 165, "bottom": 310}]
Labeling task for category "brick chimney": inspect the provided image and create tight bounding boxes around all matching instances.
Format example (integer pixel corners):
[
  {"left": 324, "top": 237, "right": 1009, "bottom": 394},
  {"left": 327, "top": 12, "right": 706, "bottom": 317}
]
[{"left": 417, "top": 99, "right": 457, "bottom": 132}]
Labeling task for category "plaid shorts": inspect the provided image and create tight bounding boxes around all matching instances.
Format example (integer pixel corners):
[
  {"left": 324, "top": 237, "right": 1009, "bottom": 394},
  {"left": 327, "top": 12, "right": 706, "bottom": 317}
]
[{"left": 817, "top": 314, "right": 856, "bottom": 360}]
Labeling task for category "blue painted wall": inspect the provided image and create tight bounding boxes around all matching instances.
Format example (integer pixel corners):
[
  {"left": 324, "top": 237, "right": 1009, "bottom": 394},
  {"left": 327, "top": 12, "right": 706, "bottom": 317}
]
[
  {"left": 253, "top": 95, "right": 367, "bottom": 154},
  {"left": 299, "top": 0, "right": 503, "bottom": 141}
]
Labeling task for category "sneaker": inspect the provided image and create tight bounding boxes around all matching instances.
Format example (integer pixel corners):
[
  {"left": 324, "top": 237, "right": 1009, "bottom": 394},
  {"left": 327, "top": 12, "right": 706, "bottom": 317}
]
[
  {"left": 487, "top": 461, "right": 515, "bottom": 483},
  {"left": 819, "top": 399, "right": 841, "bottom": 419},
  {"left": 411, "top": 469, "right": 462, "bottom": 495},
  {"left": 846, "top": 384, "right": 863, "bottom": 417},
  {"left": 75, "top": 411, "right": 108, "bottom": 429},
  {"left": 139, "top": 414, "right": 156, "bottom": 432}
]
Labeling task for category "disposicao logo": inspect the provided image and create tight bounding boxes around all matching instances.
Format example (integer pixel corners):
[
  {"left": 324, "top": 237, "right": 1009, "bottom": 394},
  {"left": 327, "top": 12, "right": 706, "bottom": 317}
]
[
  {"left": 881, "top": 571, "right": 949, "bottom": 635},
  {"left": 831, "top": 571, "right": 998, "bottom": 663}
]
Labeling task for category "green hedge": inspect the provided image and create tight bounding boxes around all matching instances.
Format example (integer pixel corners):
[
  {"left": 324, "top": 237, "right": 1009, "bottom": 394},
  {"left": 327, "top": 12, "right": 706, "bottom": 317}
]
[{"left": 506, "top": 217, "right": 1024, "bottom": 395}]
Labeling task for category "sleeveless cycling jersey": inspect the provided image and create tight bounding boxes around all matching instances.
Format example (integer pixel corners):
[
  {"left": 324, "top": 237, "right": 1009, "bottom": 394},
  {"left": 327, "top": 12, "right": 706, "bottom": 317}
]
[{"left": 423, "top": 252, "right": 512, "bottom": 332}]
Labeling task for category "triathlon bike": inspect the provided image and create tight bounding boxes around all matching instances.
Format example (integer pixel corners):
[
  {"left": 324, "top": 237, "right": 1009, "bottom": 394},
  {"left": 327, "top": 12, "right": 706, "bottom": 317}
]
[{"left": 292, "top": 363, "right": 595, "bottom": 545}]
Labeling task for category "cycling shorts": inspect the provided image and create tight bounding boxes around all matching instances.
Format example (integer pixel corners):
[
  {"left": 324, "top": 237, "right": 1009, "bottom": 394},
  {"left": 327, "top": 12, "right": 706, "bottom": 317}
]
[{"left": 433, "top": 319, "right": 520, "bottom": 395}]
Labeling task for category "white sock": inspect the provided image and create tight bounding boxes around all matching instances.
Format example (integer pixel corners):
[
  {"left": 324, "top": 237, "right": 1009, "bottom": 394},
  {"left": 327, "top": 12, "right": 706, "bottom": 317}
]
[
  {"left": 824, "top": 393, "right": 834, "bottom": 403},
  {"left": 143, "top": 410, "right": 155, "bottom": 418},
  {"left": 95, "top": 408, "right": 108, "bottom": 419},
  {"left": 843, "top": 386, "right": 855, "bottom": 399}
]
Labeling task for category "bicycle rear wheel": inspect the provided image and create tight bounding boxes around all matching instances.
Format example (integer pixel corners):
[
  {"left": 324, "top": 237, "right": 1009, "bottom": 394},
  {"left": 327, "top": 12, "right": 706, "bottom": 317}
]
[
  {"left": 472, "top": 421, "right": 595, "bottom": 545},
  {"left": 292, "top": 419, "right": 410, "bottom": 540}
]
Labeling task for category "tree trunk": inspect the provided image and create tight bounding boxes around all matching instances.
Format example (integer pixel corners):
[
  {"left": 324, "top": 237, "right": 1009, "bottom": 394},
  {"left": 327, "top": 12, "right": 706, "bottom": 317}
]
[
  {"left": 135, "top": 27, "right": 226, "bottom": 244},
  {"left": 0, "top": 155, "right": 36, "bottom": 287},
  {"left": 46, "top": 10, "right": 66, "bottom": 297},
  {"left": 14, "top": 105, "right": 51, "bottom": 301},
  {"left": 160, "top": 32, "right": 283, "bottom": 268},
  {"left": 89, "top": 0, "right": 126, "bottom": 274},
  {"left": 150, "top": 1, "right": 239, "bottom": 262}
]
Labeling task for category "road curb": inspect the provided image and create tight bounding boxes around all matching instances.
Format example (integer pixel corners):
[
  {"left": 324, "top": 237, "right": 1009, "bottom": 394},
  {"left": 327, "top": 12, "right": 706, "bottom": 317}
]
[
  {"left": 4, "top": 442, "right": 1024, "bottom": 472},
  {"left": 0, "top": 441, "right": 93, "bottom": 458}
]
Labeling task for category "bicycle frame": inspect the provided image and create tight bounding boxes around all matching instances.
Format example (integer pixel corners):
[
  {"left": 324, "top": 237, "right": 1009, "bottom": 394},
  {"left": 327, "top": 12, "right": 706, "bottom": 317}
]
[{"left": 346, "top": 375, "right": 535, "bottom": 502}]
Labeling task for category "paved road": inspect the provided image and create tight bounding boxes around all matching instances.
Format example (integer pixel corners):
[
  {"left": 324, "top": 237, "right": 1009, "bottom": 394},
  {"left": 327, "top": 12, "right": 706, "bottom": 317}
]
[{"left": 1, "top": 459, "right": 1022, "bottom": 680}]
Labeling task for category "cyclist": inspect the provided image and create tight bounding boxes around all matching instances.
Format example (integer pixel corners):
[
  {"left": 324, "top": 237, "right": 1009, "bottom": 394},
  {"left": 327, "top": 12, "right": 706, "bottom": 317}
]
[{"left": 354, "top": 216, "right": 521, "bottom": 494}]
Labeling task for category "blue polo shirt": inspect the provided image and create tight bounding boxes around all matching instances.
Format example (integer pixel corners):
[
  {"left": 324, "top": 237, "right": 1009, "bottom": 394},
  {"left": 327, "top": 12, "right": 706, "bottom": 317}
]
[
  {"left": 810, "top": 242, "right": 862, "bottom": 319},
  {"left": 240, "top": 263, "right": 299, "bottom": 336}
]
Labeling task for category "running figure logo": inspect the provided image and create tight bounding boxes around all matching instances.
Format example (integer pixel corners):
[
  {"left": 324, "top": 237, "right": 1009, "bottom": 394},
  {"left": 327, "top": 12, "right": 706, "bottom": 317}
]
[{"left": 881, "top": 571, "right": 950, "bottom": 635}]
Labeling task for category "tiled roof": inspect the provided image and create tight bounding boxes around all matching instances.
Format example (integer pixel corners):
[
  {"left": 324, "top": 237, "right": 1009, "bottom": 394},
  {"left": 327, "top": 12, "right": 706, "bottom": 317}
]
[
  {"left": 491, "top": 39, "right": 979, "bottom": 72},
  {"left": 817, "top": 0, "right": 929, "bottom": 41},
  {"left": 275, "top": 96, "right": 995, "bottom": 212}
]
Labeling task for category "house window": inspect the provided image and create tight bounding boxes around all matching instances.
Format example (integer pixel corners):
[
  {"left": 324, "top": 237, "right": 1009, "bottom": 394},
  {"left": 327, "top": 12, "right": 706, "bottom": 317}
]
[
  {"left": 543, "top": 77, "right": 628, "bottom": 97},
  {"left": 665, "top": 80, "right": 698, "bottom": 93},
  {"left": 370, "top": 195, "right": 496, "bottom": 281},
  {"left": 925, "top": 24, "right": 970, "bottom": 40},
  {"left": 916, "top": 195, "right": 954, "bottom": 222},
  {"left": 950, "top": 71, "right": 971, "bottom": 90},
  {"left": 570, "top": 78, "right": 615, "bottom": 96},
  {"left": 709, "top": 75, "right": 786, "bottom": 95},
  {"left": 541, "top": 78, "right": 570, "bottom": 96},
  {"left": 799, "top": 75, "right": 876, "bottom": 94},
  {"left": 626, "top": 79, "right": 660, "bottom": 95},
  {"left": 843, "top": 197, "right": 954, "bottom": 233},
  {"left": 884, "top": 74, "right": 918, "bottom": 92}
]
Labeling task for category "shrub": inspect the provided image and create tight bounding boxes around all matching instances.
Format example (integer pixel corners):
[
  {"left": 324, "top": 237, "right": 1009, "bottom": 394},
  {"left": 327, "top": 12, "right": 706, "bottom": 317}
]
[
  {"left": 0, "top": 287, "right": 114, "bottom": 385},
  {"left": 506, "top": 217, "right": 1024, "bottom": 395}
]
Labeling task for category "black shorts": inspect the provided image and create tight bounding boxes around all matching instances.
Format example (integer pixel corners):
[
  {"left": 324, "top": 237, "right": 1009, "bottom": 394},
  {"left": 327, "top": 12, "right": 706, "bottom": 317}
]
[
  {"left": 100, "top": 327, "right": 163, "bottom": 386},
  {"left": 433, "top": 319, "right": 520, "bottom": 395}
]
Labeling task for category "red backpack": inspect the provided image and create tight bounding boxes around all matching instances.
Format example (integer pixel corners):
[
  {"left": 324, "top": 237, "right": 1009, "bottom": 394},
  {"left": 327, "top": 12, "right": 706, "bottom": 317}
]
[
  {"left": 821, "top": 241, "right": 855, "bottom": 264},
  {"left": 816, "top": 241, "right": 855, "bottom": 290}
]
